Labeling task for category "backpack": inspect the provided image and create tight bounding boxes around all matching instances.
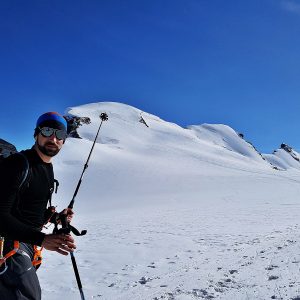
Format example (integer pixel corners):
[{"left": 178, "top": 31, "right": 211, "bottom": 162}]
[
  {"left": 16, "top": 152, "right": 30, "bottom": 190},
  {"left": 0, "top": 152, "right": 30, "bottom": 192}
]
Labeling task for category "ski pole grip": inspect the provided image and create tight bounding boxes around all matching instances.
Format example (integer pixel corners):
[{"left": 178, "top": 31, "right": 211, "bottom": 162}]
[
  {"left": 60, "top": 213, "right": 68, "bottom": 229},
  {"left": 68, "top": 200, "right": 74, "bottom": 209}
]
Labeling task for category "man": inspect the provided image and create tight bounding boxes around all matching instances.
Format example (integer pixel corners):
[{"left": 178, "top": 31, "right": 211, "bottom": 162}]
[{"left": 0, "top": 112, "right": 76, "bottom": 299}]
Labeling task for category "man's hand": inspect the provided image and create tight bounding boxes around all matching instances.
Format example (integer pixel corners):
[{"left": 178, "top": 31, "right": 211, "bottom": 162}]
[
  {"left": 42, "top": 233, "right": 76, "bottom": 255},
  {"left": 59, "top": 208, "right": 74, "bottom": 223}
]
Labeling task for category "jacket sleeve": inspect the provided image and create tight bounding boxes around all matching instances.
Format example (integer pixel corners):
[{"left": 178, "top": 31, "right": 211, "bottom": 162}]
[{"left": 0, "top": 154, "right": 45, "bottom": 246}]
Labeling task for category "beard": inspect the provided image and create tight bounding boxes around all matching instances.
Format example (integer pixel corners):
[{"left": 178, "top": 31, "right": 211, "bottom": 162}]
[{"left": 37, "top": 141, "right": 61, "bottom": 157}]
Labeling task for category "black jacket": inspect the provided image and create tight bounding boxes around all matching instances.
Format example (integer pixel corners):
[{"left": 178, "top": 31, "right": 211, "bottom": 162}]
[{"left": 0, "top": 148, "right": 54, "bottom": 246}]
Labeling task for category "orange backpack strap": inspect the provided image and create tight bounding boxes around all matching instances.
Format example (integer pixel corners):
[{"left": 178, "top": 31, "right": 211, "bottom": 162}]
[
  {"left": 0, "top": 240, "right": 20, "bottom": 273},
  {"left": 2, "top": 240, "right": 19, "bottom": 260},
  {"left": 0, "top": 241, "right": 43, "bottom": 269},
  {"left": 32, "top": 245, "right": 43, "bottom": 267}
]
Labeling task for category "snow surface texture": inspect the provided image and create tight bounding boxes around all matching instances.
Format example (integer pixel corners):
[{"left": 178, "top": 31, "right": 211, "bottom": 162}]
[{"left": 38, "top": 102, "right": 300, "bottom": 300}]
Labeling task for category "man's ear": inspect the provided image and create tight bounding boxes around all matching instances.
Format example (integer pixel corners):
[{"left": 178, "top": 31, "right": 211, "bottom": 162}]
[{"left": 34, "top": 135, "right": 38, "bottom": 142}]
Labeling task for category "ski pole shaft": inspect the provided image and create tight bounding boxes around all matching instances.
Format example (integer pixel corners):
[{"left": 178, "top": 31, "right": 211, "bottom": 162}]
[
  {"left": 68, "top": 112, "right": 108, "bottom": 209},
  {"left": 70, "top": 252, "right": 85, "bottom": 300}
]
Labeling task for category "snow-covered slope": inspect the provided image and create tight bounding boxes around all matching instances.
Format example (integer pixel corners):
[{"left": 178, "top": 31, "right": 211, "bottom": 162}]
[
  {"left": 38, "top": 102, "right": 300, "bottom": 300},
  {"left": 263, "top": 145, "right": 300, "bottom": 171},
  {"left": 189, "top": 123, "right": 267, "bottom": 163}
]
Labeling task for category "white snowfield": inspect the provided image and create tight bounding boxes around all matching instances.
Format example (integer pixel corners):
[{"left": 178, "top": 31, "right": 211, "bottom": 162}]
[{"left": 39, "top": 102, "right": 300, "bottom": 300}]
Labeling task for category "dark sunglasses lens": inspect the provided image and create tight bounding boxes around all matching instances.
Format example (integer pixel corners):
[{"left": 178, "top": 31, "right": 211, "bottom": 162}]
[
  {"left": 39, "top": 127, "right": 66, "bottom": 140},
  {"left": 55, "top": 129, "right": 67, "bottom": 140},
  {"left": 40, "top": 127, "right": 54, "bottom": 137}
]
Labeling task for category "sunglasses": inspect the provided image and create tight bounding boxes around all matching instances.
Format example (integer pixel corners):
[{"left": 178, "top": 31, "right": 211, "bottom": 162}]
[{"left": 38, "top": 127, "right": 67, "bottom": 140}]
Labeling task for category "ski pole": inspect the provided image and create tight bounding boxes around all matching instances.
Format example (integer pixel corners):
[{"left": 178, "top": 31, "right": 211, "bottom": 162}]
[
  {"left": 70, "top": 252, "right": 85, "bottom": 300},
  {"left": 68, "top": 112, "right": 108, "bottom": 209},
  {"left": 60, "top": 112, "right": 108, "bottom": 300}
]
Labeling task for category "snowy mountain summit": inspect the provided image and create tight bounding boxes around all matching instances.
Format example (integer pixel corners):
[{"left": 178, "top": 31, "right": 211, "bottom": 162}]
[
  {"left": 42, "top": 102, "right": 300, "bottom": 300},
  {"left": 62, "top": 101, "right": 299, "bottom": 172}
]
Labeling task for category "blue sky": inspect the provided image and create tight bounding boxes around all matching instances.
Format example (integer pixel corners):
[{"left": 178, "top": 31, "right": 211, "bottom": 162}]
[{"left": 1, "top": 0, "right": 300, "bottom": 153}]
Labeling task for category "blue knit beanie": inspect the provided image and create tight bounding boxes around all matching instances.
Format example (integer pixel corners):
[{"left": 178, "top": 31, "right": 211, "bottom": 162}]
[{"left": 34, "top": 112, "right": 67, "bottom": 137}]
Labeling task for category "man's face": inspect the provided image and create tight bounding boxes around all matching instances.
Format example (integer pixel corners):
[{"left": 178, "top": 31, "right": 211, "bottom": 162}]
[{"left": 36, "top": 130, "right": 64, "bottom": 157}]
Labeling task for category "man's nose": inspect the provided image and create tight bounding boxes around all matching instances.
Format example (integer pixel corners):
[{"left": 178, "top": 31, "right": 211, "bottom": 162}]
[{"left": 48, "top": 134, "right": 57, "bottom": 142}]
